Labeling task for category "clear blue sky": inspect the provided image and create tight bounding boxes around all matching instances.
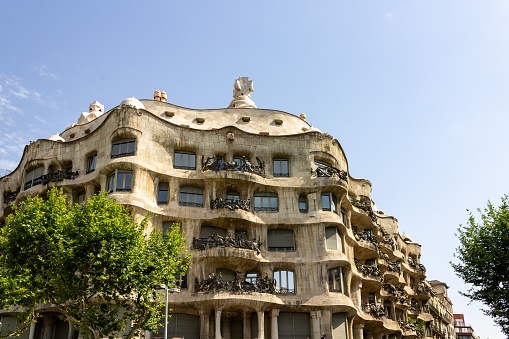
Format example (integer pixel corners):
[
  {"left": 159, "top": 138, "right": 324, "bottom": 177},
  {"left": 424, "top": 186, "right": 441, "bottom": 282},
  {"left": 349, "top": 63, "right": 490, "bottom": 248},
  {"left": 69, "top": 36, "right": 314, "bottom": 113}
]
[{"left": 1, "top": 1, "right": 508, "bottom": 338}]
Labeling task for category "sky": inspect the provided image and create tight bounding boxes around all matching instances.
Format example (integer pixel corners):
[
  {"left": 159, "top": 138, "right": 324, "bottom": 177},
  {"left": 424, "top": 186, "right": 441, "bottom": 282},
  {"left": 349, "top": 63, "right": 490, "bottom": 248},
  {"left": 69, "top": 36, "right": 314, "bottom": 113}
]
[{"left": 1, "top": 1, "right": 508, "bottom": 338}]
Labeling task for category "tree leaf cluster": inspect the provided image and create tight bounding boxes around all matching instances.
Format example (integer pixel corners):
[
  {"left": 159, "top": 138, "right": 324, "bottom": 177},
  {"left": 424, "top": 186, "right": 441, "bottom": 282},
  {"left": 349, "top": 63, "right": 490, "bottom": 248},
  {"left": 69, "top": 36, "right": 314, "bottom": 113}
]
[
  {"left": 0, "top": 188, "right": 189, "bottom": 339},
  {"left": 451, "top": 195, "right": 509, "bottom": 336}
]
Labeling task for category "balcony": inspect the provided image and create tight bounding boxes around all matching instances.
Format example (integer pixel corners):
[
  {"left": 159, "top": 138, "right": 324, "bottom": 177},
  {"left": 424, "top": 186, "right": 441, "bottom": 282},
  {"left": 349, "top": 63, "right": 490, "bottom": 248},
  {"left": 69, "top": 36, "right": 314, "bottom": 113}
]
[
  {"left": 192, "top": 233, "right": 261, "bottom": 254},
  {"left": 202, "top": 154, "right": 265, "bottom": 177},
  {"left": 24, "top": 169, "right": 79, "bottom": 190},
  {"left": 382, "top": 283, "right": 409, "bottom": 305},
  {"left": 355, "top": 259, "right": 383, "bottom": 281},
  {"left": 362, "top": 302, "right": 386, "bottom": 318},
  {"left": 195, "top": 273, "right": 275, "bottom": 294},
  {"left": 210, "top": 197, "right": 250, "bottom": 211},
  {"left": 311, "top": 163, "right": 348, "bottom": 182},
  {"left": 350, "top": 198, "right": 377, "bottom": 223}
]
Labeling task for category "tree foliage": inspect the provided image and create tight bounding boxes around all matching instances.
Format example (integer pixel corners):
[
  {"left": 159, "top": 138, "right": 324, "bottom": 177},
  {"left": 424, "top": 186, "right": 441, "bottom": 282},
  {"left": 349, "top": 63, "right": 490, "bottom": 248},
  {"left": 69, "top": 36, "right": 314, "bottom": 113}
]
[
  {"left": 452, "top": 195, "right": 509, "bottom": 336},
  {"left": 0, "top": 188, "right": 189, "bottom": 339}
]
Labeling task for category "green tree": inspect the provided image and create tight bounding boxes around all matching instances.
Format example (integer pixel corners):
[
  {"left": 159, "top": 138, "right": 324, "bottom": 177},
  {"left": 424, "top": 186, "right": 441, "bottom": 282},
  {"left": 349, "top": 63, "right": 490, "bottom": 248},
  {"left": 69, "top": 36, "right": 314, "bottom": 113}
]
[
  {"left": 0, "top": 188, "right": 189, "bottom": 339},
  {"left": 451, "top": 195, "right": 509, "bottom": 336}
]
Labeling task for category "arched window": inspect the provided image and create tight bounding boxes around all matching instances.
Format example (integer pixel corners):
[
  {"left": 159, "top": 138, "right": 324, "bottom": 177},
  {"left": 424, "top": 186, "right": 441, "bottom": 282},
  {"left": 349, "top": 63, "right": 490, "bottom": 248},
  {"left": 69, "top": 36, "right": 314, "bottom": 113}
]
[
  {"left": 298, "top": 195, "right": 308, "bottom": 213},
  {"left": 111, "top": 139, "right": 136, "bottom": 158},
  {"left": 106, "top": 170, "right": 133, "bottom": 192}
]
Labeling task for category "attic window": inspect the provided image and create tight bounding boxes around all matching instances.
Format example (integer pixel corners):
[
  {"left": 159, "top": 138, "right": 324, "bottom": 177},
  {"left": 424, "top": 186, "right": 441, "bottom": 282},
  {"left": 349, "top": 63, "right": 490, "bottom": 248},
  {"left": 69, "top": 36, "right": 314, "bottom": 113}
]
[
  {"left": 274, "top": 119, "right": 283, "bottom": 126},
  {"left": 69, "top": 133, "right": 76, "bottom": 139},
  {"left": 241, "top": 116, "right": 251, "bottom": 122},
  {"left": 165, "top": 111, "right": 174, "bottom": 117},
  {"left": 180, "top": 124, "right": 190, "bottom": 128},
  {"left": 85, "top": 129, "right": 91, "bottom": 134},
  {"left": 260, "top": 132, "right": 270, "bottom": 135},
  {"left": 196, "top": 118, "right": 205, "bottom": 124}
]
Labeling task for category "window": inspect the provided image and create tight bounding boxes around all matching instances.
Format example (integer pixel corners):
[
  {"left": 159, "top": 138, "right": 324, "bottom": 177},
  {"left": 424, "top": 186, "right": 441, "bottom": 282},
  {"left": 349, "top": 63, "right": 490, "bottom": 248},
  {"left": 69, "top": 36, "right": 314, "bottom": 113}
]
[
  {"left": 321, "top": 192, "right": 338, "bottom": 213},
  {"left": 162, "top": 221, "right": 181, "bottom": 238},
  {"left": 76, "top": 191, "right": 86, "bottom": 204},
  {"left": 325, "top": 227, "right": 342, "bottom": 251},
  {"left": 341, "top": 208, "right": 347, "bottom": 224},
  {"left": 395, "top": 309, "right": 405, "bottom": 322},
  {"left": 86, "top": 153, "right": 97, "bottom": 173},
  {"left": 111, "top": 139, "right": 135, "bottom": 158},
  {"left": 365, "top": 258, "right": 377, "bottom": 267},
  {"left": 254, "top": 192, "right": 278, "bottom": 212},
  {"left": 267, "top": 229, "right": 295, "bottom": 251},
  {"left": 368, "top": 292, "right": 376, "bottom": 304},
  {"left": 179, "top": 186, "right": 203, "bottom": 207},
  {"left": 176, "top": 271, "right": 188, "bottom": 289},
  {"left": 274, "top": 270, "right": 295, "bottom": 294},
  {"left": 157, "top": 182, "right": 169, "bottom": 204},
  {"left": 227, "top": 191, "right": 240, "bottom": 201},
  {"left": 384, "top": 300, "right": 393, "bottom": 319},
  {"left": 273, "top": 158, "right": 289, "bottom": 177},
  {"left": 24, "top": 166, "right": 44, "bottom": 190},
  {"left": 106, "top": 169, "right": 133, "bottom": 192},
  {"left": 328, "top": 267, "right": 344, "bottom": 293},
  {"left": 174, "top": 151, "right": 196, "bottom": 170},
  {"left": 200, "top": 225, "right": 226, "bottom": 238},
  {"left": 246, "top": 272, "right": 259, "bottom": 284},
  {"left": 298, "top": 195, "right": 308, "bottom": 213}
]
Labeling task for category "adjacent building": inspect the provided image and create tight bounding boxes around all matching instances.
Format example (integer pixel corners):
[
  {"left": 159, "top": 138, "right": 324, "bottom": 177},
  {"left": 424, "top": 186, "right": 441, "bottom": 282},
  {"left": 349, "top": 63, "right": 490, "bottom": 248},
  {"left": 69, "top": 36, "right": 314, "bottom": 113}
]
[
  {"left": 453, "top": 314, "right": 479, "bottom": 339},
  {"left": 1, "top": 78, "right": 439, "bottom": 339}
]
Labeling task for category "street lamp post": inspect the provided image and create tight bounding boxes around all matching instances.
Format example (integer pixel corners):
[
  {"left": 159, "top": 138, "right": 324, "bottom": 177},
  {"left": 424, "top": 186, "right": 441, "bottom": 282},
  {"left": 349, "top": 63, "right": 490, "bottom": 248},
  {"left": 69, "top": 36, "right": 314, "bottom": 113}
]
[{"left": 154, "top": 284, "right": 180, "bottom": 339}]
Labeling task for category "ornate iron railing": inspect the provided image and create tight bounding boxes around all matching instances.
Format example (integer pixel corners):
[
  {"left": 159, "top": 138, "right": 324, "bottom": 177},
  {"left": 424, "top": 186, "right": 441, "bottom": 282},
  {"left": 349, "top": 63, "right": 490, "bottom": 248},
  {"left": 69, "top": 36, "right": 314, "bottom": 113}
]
[
  {"left": 362, "top": 302, "right": 386, "bottom": 318},
  {"left": 355, "top": 259, "right": 383, "bottom": 281},
  {"left": 352, "top": 226, "right": 379, "bottom": 249},
  {"left": 24, "top": 169, "right": 79, "bottom": 190},
  {"left": 3, "top": 188, "right": 20, "bottom": 204},
  {"left": 398, "top": 321, "right": 416, "bottom": 332},
  {"left": 195, "top": 273, "right": 275, "bottom": 294},
  {"left": 210, "top": 198, "right": 250, "bottom": 211},
  {"left": 387, "top": 260, "right": 402, "bottom": 274},
  {"left": 382, "top": 283, "right": 409, "bottom": 304},
  {"left": 350, "top": 198, "right": 378, "bottom": 222},
  {"left": 202, "top": 155, "right": 265, "bottom": 177},
  {"left": 192, "top": 233, "right": 261, "bottom": 254},
  {"left": 312, "top": 163, "right": 347, "bottom": 181}
]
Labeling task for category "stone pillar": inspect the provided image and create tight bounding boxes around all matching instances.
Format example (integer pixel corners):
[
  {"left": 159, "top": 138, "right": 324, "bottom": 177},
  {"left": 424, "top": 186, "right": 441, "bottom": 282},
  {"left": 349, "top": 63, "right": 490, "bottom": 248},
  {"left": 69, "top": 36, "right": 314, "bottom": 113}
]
[
  {"left": 41, "top": 315, "right": 56, "bottom": 339},
  {"left": 28, "top": 321, "right": 36, "bottom": 339},
  {"left": 215, "top": 308, "right": 223, "bottom": 339},
  {"left": 257, "top": 311, "right": 265, "bottom": 339},
  {"left": 67, "top": 321, "right": 75, "bottom": 339},
  {"left": 270, "top": 309, "right": 280, "bottom": 339},
  {"left": 320, "top": 310, "right": 332, "bottom": 339},
  {"left": 310, "top": 311, "right": 321, "bottom": 339},
  {"left": 243, "top": 311, "right": 251, "bottom": 339},
  {"left": 353, "top": 323, "right": 364, "bottom": 339},
  {"left": 200, "top": 309, "right": 210, "bottom": 339}
]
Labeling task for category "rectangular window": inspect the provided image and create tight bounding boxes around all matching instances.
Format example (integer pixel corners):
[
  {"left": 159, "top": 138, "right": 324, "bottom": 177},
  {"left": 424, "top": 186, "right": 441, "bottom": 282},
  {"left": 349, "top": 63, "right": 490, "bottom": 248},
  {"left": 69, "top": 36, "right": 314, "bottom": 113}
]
[
  {"left": 325, "top": 227, "right": 342, "bottom": 251},
  {"left": 24, "top": 166, "right": 44, "bottom": 190},
  {"left": 341, "top": 208, "right": 347, "bottom": 225},
  {"left": 111, "top": 139, "right": 136, "bottom": 158},
  {"left": 174, "top": 151, "right": 196, "bottom": 170},
  {"left": 273, "top": 159, "right": 289, "bottom": 177},
  {"left": 227, "top": 191, "right": 240, "bottom": 201},
  {"left": 86, "top": 153, "right": 97, "bottom": 173},
  {"left": 321, "top": 192, "right": 337, "bottom": 213},
  {"left": 328, "top": 267, "right": 344, "bottom": 293},
  {"left": 267, "top": 229, "right": 295, "bottom": 251},
  {"left": 274, "top": 270, "right": 295, "bottom": 294},
  {"left": 254, "top": 192, "right": 278, "bottom": 212},
  {"left": 158, "top": 182, "right": 169, "bottom": 204},
  {"left": 298, "top": 195, "right": 308, "bottom": 213},
  {"left": 106, "top": 169, "right": 133, "bottom": 192},
  {"left": 179, "top": 186, "right": 203, "bottom": 207}
]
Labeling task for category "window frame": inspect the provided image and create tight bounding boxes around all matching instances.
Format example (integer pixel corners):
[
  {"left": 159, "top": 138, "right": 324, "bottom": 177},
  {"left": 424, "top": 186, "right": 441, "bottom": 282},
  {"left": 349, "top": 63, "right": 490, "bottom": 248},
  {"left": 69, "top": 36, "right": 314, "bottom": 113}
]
[
  {"left": 328, "top": 267, "right": 345, "bottom": 293},
  {"left": 253, "top": 192, "right": 278, "bottom": 212},
  {"left": 267, "top": 229, "right": 295, "bottom": 252},
  {"left": 274, "top": 269, "right": 295, "bottom": 294},
  {"left": 321, "top": 192, "right": 338, "bottom": 213},
  {"left": 179, "top": 186, "right": 204, "bottom": 207},
  {"left": 325, "top": 226, "right": 342, "bottom": 251},
  {"left": 24, "top": 166, "right": 45, "bottom": 190},
  {"left": 298, "top": 195, "right": 308, "bottom": 213},
  {"left": 111, "top": 139, "right": 136, "bottom": 159},
  {"left": 86, "top": 153, "right": 97, "bottom": 174},
  {"left": 273, "top": 158, "right": 289, "bottom": 177},
  {"left": 157, "top": 182, "right": 169, "bottom": 204},
  {"left": 106, "top": 169, "right": 133, "bottom": 192},
  {"left": 174, "top": 151, "right": 197, "bottom": 170}
]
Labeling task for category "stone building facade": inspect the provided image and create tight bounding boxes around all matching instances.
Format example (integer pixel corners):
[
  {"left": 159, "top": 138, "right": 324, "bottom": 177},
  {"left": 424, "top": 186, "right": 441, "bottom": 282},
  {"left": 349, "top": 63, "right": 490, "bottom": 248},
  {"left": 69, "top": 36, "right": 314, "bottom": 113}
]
[{"left": 1, "top": 78, "right": 436, "bottom": 339}]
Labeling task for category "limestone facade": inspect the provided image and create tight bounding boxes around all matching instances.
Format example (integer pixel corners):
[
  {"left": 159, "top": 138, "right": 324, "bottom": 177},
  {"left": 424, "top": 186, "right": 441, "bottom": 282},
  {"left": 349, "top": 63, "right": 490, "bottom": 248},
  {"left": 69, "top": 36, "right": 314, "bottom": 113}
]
[{"left": 1, "top": 80, "right": 436, "bottom": 339}]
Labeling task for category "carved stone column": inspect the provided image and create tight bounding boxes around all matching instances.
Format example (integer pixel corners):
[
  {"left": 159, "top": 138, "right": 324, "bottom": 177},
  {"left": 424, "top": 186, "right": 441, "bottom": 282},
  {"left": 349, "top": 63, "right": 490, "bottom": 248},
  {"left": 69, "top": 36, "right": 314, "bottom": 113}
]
[
  {"left": 270, "top": 309, "right": 280, "bottom": 339},
  {"left": 41, "top": 315, "right": 56, "bottom": 339},
  {"left": 353, "top": 323, "right": 364, "bottom": 339},
  {"left": 243, "top": 311, "right": 251, "bottom": 339},
  {"left": 257, "top": 311, "right": 265, "bottom": 339},
  {"left": 200, "top": 309, "right": 210, "bottom": 339},
  {"left": 215, "top": 308, "right": 223, "bottom": 339},
  {"left": 310, "top": 311, "right": 321, "bottom": 339}
]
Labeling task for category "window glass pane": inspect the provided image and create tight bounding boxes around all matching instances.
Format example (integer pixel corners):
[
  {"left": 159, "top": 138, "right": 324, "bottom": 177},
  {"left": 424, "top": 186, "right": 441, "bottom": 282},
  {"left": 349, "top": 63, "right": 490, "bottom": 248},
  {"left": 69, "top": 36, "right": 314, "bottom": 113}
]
[
  {"left": 195, "top": 194, "right": 203, "bottom": 205},
  {"left": 112, "top": 144, "right": 120, "bottom": 156},
  {"left": 281, "top": 160, "right": 288, "bottom": 174},
  {"left": 189, "top": 154, "right": 196, "bottom": 167},
  {"left": 175, "top": 153, "right": 181, "bottom": 166},
  {"left": 254, "top": 196, "right": 261, "bottom": 208},
  {"left": 274, "top": 160, "right": 280, "bottom": 174},
  {"left": 322, "top": 194, "right": 331, "bottom": 210},
  {"left": 128, "top": 141, "right": 135, "bottom": 154},
  {"left": 124, "top": 172, "right": 132, "bottom": 189}
]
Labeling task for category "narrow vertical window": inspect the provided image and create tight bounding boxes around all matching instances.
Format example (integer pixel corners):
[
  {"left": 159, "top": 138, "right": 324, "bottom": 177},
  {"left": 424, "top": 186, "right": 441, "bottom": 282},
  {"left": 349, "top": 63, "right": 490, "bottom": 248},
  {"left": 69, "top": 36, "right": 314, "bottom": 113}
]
[
  {"left": 325, "top": 227, "right": 342, "bottom": 251},
  {"left": 157, "top": 182, "right": 169, "bottom": 204},
  {"left": 273, "top": 158, "right": 289, "bottom": 177},
  {"left": 321, "top": 192, "right": 337, "bottom": 213},
  {"left": 298, "top": 195, "right": 308, "bottom": 213},
  {"left": 86, "top": 153, "right": 97, "bottom": 173},
  {"left": 328, "top": 267, "right": 344, "bottom": 293},
  {"left": 274, "top": 270, "right": 295, "bottom": 294}
]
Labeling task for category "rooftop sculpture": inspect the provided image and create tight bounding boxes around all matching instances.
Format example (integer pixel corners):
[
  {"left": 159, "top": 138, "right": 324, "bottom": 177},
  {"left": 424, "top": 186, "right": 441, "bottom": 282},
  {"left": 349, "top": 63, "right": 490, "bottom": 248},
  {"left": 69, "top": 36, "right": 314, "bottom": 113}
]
[{"left": 228, "top": 77, "right": 257, "bottom": 108}]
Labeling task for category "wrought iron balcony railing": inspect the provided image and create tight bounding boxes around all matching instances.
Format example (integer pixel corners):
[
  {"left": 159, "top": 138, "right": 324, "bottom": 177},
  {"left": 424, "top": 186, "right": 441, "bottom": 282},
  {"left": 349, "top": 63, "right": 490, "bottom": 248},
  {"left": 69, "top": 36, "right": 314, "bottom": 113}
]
[
  {"left": 192, "top": 233, "right": 261, "bottom": 254},
  {"left": 202, "top": 155, "right": 265, "bottom": 177},
  {"left": 355, "top": 259, "right": 383, "bottom": 281},
  {"left": 24, "top": 169, "right": 79, "bottom": 190},
  {"left": 195, "top": 273, "right": 275, "bottom": 294},
  {"left": 210, "top": 197, "right": 250, "bottom": 211}
]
